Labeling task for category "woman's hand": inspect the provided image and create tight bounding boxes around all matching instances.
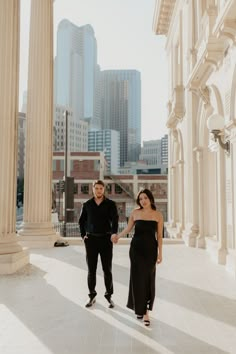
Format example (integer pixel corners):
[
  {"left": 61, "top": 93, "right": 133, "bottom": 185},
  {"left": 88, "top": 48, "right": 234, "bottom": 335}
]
[
  {"left": 111, "top": 234, "right": 119, "bottom": 243},
  {"left": 157, "top": 255, "right": 162, "bottom": 264}
]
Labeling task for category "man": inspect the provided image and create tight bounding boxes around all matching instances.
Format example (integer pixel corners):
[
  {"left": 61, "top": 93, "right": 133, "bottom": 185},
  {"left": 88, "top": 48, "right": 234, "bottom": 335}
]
[{"left": 79, "top": 179, "right": 118, "bottom": 308}]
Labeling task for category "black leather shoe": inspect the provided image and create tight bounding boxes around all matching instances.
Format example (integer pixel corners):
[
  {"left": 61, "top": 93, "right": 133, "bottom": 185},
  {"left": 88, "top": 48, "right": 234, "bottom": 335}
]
[
  {"left": 105, "top": 295, "right": 115, "bottom": 308},
  {"left": 85, "top": 297, "right": 96, "bottom": 308},
  {"left": 108, "top": 298, "right": 115, "bottom": 308}
]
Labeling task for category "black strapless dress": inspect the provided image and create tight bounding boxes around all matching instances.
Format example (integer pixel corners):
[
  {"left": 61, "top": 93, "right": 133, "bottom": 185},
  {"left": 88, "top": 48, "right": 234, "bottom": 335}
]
[{"left": 127, "top": 220, "right": 158, "bottom": 315}]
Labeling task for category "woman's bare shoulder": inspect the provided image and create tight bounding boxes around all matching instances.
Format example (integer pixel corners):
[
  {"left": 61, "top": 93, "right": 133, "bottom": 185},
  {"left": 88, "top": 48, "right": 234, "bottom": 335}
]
[
  {"left": 155, "top": 210, "right": 163, "bottom": 221},
  {"left": 132, "top": 208, "right": 141, "bottom": 219}
]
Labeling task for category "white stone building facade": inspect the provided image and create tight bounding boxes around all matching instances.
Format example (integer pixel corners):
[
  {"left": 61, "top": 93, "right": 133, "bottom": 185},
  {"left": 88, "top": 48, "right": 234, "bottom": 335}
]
[{"left": 153, "top": 0, "right": 236, "bottom": 276}]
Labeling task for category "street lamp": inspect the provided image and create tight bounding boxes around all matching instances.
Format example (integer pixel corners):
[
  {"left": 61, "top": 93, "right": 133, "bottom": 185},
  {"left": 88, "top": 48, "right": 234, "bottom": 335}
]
[
  {"left": 207, "top": 113, "right": 230, "bottom": 154},
  {"left": 63, "top": 110, "right": 69, "bottom": 236}
]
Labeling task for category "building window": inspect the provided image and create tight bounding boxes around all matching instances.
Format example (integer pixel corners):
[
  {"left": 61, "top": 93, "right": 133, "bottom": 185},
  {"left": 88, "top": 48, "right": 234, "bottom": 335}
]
[
  {"left": 60, "top": 160, "right": 64, "bottom": 171},
  {"left": 52, "top": 160, "right": 56, "bottom": 171},
  {"left": 81, "top": 184, "right": 89, "bottom": 194},
  {"left": 106, "top": 183, "right": 112, "bottom": 194},
  {"left": 115, "top": 184, "right": 122, "bottom": 194}
]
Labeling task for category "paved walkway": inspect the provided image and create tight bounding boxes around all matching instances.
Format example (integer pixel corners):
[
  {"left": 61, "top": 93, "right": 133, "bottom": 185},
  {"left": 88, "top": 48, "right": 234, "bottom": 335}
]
[{"left": 0, "top": 243, "right": 236, "bottom": 354}]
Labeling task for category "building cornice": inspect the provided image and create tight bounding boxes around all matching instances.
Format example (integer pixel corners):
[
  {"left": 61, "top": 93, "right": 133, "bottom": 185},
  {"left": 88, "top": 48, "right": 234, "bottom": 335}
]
[
  {"left": 213, "top": 0, "right": 236, "bottom": 43},
  {"left": 153, "top": 0, "right": 176, "bottom": 35}
]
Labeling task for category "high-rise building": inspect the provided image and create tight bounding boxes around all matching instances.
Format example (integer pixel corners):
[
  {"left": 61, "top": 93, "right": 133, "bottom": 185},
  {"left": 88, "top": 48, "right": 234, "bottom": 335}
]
[
  {"left": 161, "top": 134, "right": 168, "bottom": 165},
  {"left": 100, "top": 70, "right": 141, "bottom": 166},
  {"left": 88, "top": 129, "right": 120, "bottom": 174},
  {"left": 140, "top": 140, "right": 162, "bottom": 165},
  {"left": 54, "top": 20, "right": 100, "bottom": 128},
  {"left": 54, "top": 105, "right": 88, "bottom": 152},
  {"left": 139, "top": 134, "right": 168, "bottom": 174}
]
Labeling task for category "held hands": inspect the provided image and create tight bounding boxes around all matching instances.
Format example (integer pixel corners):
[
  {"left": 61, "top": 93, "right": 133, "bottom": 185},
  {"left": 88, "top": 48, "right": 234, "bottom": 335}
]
[{"left": 111, "top": 234, "right": 119, "bottom": 244}]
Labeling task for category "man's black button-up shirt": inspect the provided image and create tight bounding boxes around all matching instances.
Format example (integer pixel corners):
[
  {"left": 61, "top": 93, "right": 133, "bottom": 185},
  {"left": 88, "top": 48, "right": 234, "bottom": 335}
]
[{"left": 79, "top": 197, "right": 119, "bottom": 238}]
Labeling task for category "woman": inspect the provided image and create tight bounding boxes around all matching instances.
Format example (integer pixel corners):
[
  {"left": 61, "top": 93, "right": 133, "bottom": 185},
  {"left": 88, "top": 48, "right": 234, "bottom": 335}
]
[{"left": 112, "top": 189, "right": 163, "bottom": 326}]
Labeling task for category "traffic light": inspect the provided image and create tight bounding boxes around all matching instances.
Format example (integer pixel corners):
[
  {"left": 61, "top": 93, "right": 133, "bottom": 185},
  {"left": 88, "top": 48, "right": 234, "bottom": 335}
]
[
  {"left": 56, "top": 180, "right": 65, "bottom": 193},
  {"left": 65, "top": 177, "right": 74, "bottom": 222}
]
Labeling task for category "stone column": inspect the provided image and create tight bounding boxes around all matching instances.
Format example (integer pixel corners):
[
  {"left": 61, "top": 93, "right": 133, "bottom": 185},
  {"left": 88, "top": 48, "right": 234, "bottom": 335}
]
[
  {"left": 195, "top": 147, "right": 206, "bottom": 248},
  {"left": 177, "top": 159, "right": 185, "bottom": 233},
  {"left": 0, "top": 0, "right": 29, "bottom": 273},
  {"left": 18, "top": 0, "right": 57, "bottom": 247},
  {"left": 216, "top": 146, "right": 228, "bottom": 264},
  {"left": 167, "top": 130, "right": 172, "bottom": 223},
  {"left": 170, "top": 166, "right": 177, "bottom": 227},
  {"left": 183, "top": 92, "right": 199, "bottom": 247}
]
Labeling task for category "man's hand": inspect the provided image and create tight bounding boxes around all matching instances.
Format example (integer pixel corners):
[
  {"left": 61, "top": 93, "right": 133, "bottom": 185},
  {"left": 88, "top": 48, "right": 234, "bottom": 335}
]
[{"left": 111, "top": 234, "right": 118, "bottom": 244}]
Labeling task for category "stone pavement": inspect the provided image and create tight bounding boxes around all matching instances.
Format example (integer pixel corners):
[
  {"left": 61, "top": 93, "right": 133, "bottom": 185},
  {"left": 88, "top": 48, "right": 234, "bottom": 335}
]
[{"left": 0, "top": 243, "right": 236, "bottom": 354}]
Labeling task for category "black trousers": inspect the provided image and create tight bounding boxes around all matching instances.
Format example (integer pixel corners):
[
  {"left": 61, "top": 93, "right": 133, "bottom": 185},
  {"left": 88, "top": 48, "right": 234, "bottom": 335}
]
[{"left": 84, "top": 236, "right": 113, "bottom": 298}]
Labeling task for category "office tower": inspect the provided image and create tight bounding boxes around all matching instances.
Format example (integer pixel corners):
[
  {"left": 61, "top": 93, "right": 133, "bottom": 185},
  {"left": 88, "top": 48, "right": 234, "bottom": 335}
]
[
  {"left": 139, "top": 134, "right": 168, "bottom": 174},
  {"left": 161, "top": 134, "right": 168, "bottom": 165},
  {"left": 54, "top": 19, "right": 100, "bottom": 128},
  {"left": 54, "top": 105, "right": 88, "bottom": 152},
  {"left": 100, "top": 70, "right": 141, "bottom": 166},
  {"left": 140, "top": 139, "right": 162, "bottom": 165},
  {"left": 88, "top": 129, "right": 120, "bottom": 174}
]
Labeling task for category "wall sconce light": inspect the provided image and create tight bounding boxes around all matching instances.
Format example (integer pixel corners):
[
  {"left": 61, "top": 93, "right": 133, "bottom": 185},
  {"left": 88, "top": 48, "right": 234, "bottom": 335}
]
[{"left": 207, "top": 113, "right": 230, "bottom": 154}]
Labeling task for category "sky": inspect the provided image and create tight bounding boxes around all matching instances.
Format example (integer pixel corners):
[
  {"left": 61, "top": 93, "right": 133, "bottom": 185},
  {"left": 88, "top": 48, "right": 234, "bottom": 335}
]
[{"left": 19, "top": 0, "right": 168, "bottom": 142}]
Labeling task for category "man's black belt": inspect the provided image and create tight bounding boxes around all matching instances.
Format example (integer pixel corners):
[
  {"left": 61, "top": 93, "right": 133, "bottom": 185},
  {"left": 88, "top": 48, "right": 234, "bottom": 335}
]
[{"left": 87, "top": 233, "right": 111, "bottom": 237}]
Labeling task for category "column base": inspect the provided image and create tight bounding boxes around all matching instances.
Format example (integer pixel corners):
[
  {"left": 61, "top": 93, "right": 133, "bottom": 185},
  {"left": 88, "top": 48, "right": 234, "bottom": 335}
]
[
  {"left": 196, "top": 235, "right": 206, "bottom": 249},
  {"left": 205, "top": 236, "right": 227, "bottom": 265},
  {"left": 0, "top": 235, "right": 24, "bottom": 254},
  {"left": 182, "top": 224, "right": 199, "bottom": 247},
  {"left": 18, "top": 222, "right": 58, "bottom": 248},
  {"left": 218, "top": 248, "right": 227, "bottom": 265},
  {"left": 0, "top": 250, "right": 29, "bottom": 275},
  {"left": 226, "top": 249, "right": 236, "bottom": 279}
]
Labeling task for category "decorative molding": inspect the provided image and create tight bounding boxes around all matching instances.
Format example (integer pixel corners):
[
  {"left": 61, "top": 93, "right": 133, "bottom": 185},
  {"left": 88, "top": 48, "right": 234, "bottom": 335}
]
[
  {"left": 227, "top": 123, "right": 236, "bottom": 143},
  {"left": 213, "top": 0, "right": 236, "bottom": 44},
  {"left": 153, "top": 0, "right": 176, "bottom": 35},
  {"left": 219, "top": 19, "right": 236, "bottom": 43},
  {"left": 189, "top": 85, "right": 211, "bottom": 106},
  {"left": 193, "top": 146, "right": 203, "bottom": 162},
  {"left": 167, "top": 85, "right": 185, "bottom": 128},
  {"left": 176, "top": 159, "right": 184, "bottom": 165}
]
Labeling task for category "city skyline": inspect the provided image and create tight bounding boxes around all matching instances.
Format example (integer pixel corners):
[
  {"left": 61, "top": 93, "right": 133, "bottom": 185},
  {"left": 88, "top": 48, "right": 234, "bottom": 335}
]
[{"left": 19, "top": 0, "right": 168, "bottom": 142}]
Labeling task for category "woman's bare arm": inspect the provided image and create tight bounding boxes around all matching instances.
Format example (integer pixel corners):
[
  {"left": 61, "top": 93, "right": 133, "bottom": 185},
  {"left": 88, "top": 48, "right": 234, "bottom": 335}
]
[
  {"left": 157, "top": 211, "right": 163, "bottom": 264},
  {"left": 111, "top": 211, "right": 135, "bottom": 243}
]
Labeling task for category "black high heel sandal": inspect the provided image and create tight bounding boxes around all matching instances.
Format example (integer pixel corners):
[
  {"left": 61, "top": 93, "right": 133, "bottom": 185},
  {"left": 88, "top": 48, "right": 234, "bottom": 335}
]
[
  {"left": 137, "top": 315, "right": 143, "bottom": 319},
  {"left": 144, "top": 319, "right": 150, "bottom": 326}
]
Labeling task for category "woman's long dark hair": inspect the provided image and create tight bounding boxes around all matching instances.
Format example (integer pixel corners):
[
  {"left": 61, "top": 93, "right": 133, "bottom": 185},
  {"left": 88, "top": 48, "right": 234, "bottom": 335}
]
[{"left": 136, "top": 189, "right": 156, "bottom": 210}]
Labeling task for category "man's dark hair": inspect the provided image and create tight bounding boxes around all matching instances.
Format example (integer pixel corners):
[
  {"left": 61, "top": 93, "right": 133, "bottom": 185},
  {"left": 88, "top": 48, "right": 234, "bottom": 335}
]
[{"left": 93, "top": 179, "right": 105, "bottom": 187}]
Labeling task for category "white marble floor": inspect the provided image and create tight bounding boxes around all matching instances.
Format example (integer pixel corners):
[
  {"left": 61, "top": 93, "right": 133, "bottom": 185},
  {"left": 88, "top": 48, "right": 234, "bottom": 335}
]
[{"left": 0, "top": 243, "right": 236, "bottom": 354}]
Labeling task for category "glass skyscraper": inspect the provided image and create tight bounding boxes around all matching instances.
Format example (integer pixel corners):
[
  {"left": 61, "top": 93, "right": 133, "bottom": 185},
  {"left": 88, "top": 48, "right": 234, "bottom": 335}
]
[
  {"left": 100, "top": 70, "right": 141, "bottom": 166},
  {"left": 54, "top": 20, "right": 99, "bottom": 127}
]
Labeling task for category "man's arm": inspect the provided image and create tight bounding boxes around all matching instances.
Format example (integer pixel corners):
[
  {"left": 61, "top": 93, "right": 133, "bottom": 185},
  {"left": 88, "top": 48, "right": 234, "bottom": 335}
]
[
  {"left": 79, "top": 203, "right": 87, "bottom": 238},
  {"left": 110, "top": 201, "right": 119, "bottom": 234}
]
